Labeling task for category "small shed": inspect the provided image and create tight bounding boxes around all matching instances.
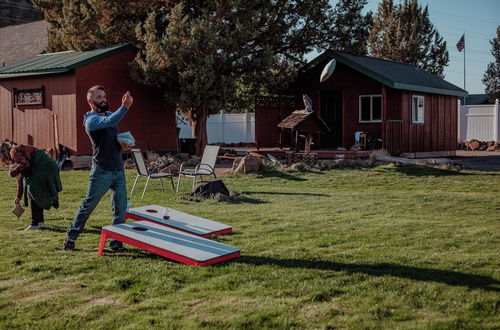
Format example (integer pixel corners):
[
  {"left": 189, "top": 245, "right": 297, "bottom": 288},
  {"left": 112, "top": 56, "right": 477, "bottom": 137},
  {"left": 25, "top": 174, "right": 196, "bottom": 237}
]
[
  {"left": 464, "top": 94, "right": 493, "bottom": 105},
  {"left": 0, "top": 43, "right": 177, "bottom": 155},
  {"left": 256, "top": 51, "right": 468, "bottom": 157},
  {"left": 277, "top": 109, "right": 330, "bottom": 153}
]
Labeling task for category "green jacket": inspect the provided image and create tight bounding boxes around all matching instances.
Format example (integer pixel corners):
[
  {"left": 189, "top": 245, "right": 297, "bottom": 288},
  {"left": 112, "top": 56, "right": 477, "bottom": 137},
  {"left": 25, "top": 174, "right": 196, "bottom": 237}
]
[{"left": 24, "top": 149, "right": 62, "bottom": 210}]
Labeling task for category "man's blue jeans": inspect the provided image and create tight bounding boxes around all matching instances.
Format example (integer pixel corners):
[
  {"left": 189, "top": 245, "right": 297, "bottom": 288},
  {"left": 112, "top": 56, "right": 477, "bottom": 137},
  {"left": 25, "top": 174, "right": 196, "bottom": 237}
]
[{"left": 67, "top": 165, "right": 127, "bottom": 247}]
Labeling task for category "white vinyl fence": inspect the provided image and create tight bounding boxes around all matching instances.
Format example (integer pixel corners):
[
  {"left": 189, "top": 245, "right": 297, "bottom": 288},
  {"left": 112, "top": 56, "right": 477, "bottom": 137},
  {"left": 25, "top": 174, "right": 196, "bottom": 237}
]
[
  {"left": 177, "top": 111, "right": 255, "bottom": 144},
  {"left": 458, "top": 99, "right": 500, "bottom": 142}
]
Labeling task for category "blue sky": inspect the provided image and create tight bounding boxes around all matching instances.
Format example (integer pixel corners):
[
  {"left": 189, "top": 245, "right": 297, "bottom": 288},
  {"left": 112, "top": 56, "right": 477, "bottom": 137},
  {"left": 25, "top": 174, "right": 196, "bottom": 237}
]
[{"left": 313, "top": 0, "right": 500, "bottom": 94}]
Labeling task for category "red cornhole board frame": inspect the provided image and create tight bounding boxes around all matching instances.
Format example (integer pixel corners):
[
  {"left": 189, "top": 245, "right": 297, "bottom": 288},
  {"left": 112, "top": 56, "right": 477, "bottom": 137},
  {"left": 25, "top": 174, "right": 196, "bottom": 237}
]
[
  {"left": 98, "top": 221, "right": 240, "bottom": 267},
  {"left": 125, "top": 205, "right": 232, "bottom": 237}
]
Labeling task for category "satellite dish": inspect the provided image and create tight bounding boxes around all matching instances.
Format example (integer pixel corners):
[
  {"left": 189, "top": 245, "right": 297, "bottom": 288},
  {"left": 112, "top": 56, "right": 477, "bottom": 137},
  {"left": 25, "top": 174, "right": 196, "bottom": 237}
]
[{"left": 320, "top": 59, "right": 336, "bottom": 82}]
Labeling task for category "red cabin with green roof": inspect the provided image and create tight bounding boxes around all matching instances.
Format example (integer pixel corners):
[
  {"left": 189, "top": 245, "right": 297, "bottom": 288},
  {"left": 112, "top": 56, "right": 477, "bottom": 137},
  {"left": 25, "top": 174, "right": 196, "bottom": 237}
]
[
  {"left": 0, "top": 44, "right": 177, "bottom": 156},
  {"left": 255, "top": 51, "right": 468, "bottom": 157}
]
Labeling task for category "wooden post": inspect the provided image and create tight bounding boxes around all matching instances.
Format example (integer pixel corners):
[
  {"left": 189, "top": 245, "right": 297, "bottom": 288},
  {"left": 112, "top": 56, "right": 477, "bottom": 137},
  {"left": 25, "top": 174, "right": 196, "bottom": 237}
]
[
  {"left": 381, "top": 84, "right": 387, "bottom": 150},
  {"left": 304, "top": 134, "right": 312, "bottom": 154},
  {"left": 219, "top": 110, "right": 224, "bottom": 143},
  {"left": 495, "top": 99, "right": 499, "bottom": 142},
  {"left": 53, "top": 114, "right": 59, "bottom": 159},
  {"left": 457, "top": 99, "right": 462, "bottom": 144},
  {"left": 294, "top": 131, "right": 299, "bottom": 152},
  {"left": 243, "top": 111, "right": 248, "bottom": 143}
]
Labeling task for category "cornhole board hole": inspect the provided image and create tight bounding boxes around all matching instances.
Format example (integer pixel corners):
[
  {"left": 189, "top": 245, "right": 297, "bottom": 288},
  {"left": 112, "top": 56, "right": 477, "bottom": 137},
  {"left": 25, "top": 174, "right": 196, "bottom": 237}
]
[
  {"left": 98, "top": 221, "right": 240, "bottom": 266},
  {"left": 125, "top": 205, "right": 232, "bottom": 237}
]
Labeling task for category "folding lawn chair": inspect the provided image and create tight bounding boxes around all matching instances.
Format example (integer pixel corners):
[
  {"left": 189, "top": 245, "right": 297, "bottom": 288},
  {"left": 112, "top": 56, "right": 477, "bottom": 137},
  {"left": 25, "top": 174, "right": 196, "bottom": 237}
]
[
  {"left": 130, "top": 149, "right": 175, "bottom": 198},
  {"left": 176, "top": 145, "right": 220, "bottom": 192}
]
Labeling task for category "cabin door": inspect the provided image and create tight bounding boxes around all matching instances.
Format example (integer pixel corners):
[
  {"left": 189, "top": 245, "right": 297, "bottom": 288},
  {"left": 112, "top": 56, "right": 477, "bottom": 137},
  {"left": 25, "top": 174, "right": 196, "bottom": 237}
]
[{"left": 320, "top": 90, "right": 342, "bottom": 147}]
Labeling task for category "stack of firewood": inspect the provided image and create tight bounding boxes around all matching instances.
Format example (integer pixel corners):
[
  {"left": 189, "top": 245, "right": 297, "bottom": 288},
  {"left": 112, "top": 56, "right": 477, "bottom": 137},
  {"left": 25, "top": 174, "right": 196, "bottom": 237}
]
[{"left": 463, "top": 140, "right": 500, "bottom": 151}]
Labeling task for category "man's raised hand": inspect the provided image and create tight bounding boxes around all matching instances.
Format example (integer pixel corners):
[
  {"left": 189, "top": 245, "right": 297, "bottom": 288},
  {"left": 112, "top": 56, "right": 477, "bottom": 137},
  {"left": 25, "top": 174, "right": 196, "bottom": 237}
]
[{"left": 122, "top": 91, "right": 133, "bottom": 109}]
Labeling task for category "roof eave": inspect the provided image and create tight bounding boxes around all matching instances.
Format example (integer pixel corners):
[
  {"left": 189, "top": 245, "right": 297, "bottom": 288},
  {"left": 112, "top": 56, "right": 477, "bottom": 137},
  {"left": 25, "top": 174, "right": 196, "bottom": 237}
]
[
  {"left": 66, "top": 43, "right": 137, "bottom": 70},
  {"left": 393, "top": 82, "right": 468, "bottom": 97},
  {"left": 0, "top": 43, "right": 137, "bottom": 79},
  {"left": 0, "top": 68, "right": 70, "bottom": 79}
]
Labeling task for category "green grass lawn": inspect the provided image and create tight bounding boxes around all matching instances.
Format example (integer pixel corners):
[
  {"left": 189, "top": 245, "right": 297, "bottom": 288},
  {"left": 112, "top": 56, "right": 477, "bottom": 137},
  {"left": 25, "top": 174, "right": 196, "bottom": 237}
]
[{"left": 0, "top": 165, "right": 498, "bottom": 329}]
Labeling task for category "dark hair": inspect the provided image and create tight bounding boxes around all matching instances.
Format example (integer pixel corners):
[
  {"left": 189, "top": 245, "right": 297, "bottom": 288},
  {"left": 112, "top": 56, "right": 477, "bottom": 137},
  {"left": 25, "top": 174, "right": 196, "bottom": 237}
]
[
  {"left": 87, "top": 85, "right": 105, "bottom": 99},
  {"left": 0, "top": 140, "right": 13, "bottom": 161}
]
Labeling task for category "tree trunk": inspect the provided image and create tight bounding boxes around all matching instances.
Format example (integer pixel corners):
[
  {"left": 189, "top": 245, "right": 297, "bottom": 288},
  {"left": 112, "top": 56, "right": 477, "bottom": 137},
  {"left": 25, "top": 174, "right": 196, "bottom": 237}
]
[{"left": 187, "top": 108, "right": 209, "bottom": 156}]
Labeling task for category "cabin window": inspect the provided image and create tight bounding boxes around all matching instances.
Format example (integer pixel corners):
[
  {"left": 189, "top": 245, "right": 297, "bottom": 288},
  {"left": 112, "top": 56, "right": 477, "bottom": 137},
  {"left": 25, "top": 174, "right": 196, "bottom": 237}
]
[
  {"left": 412, "top": 95, "right": 425, "bottom": 124},
  {"left": 359, "top": 95, "right": 382, "bottom": 123}
]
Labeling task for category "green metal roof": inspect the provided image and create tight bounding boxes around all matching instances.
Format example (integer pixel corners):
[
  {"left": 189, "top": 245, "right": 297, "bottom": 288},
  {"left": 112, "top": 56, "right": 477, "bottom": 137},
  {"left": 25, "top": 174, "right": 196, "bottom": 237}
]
[
  {"left": 304, "top": 50, "right": 468, "bottom": 97},
  {"left": 464, "top": 94, "right": 490, "bottom": 104},
  {"left": 0, "top": 43, "right": 136, "bottom": 79}
]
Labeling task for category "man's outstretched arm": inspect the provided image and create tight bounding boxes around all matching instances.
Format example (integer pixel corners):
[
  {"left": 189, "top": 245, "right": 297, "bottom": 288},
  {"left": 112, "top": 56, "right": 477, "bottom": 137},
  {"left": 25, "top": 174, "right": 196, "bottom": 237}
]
[{"left": 85, "top": 92, "right": 133, "bottom": 131}]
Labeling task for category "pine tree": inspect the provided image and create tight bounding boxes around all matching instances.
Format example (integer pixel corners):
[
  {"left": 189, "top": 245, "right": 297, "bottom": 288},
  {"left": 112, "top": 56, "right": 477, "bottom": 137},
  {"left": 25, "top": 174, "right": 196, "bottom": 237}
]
[
  {"left": 482, "top": 26, "right": 500, "bottom": 102},
  {"left": 330, "top": 0, "right": 373, "bottom": 55},
  {"left": 368, "top": 0, "right": 398, "bottom": 60},
  {"left": 368, "top": 0, "right": 449, "bottom": 78},
  {"left": 134, "top": 1, "right": 336, "bottom": 155}
]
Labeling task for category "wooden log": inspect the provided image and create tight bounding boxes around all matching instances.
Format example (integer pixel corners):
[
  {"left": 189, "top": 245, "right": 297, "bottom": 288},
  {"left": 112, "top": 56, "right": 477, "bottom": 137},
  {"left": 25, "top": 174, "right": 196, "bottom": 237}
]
[{"left": 374, "top": 155, "right": 457, "bottom": 166}]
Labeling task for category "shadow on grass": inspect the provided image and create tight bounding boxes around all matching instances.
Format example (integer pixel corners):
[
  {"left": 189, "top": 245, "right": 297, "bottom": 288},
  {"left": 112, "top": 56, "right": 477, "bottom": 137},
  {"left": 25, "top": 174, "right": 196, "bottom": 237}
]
[
  {"left": 227, "top": 196, "right": 269, "bottom": 204},
  {"left": 240, "top": 191, "right": 330, "bottom": 197},
  {"left": 178, "top": 195, "right": 268, "bottom": 204},
  {"left": 258, "top": 169, "right": 307, "bottom": 181},
  {"left": 238, "top": 256, "right": 500, "bottom": 292},
  {"left": 42, "top": 225, "right": 102, "bottom": 236},
  {"left": 390, "top": 165, "right": 473, "bottom": 177}
]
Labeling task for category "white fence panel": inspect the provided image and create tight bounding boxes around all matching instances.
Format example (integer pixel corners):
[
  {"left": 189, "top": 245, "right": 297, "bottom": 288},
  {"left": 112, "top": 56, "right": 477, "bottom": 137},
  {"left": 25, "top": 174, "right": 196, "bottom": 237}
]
[
  {"left": 458, "top": 100, "right": 500, "bottom": 142},
  {"left": 177, "top": 111, "right": 255, "bottom": 143}
]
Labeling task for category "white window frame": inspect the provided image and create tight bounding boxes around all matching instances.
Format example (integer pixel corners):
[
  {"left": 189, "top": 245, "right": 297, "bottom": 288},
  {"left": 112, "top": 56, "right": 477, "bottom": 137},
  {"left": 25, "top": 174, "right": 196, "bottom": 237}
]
[
  {"left": 412, "top": 95, "right": 425, "bottom": 124},
  {"left": 358, "top": 95, "right": 382, "bottom": 123}
]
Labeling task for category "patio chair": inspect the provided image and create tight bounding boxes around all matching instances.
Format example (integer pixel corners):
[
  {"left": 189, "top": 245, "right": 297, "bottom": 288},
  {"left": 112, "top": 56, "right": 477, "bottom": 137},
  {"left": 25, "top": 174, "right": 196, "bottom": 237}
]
[
  {"left": 176, "top": 145, "right": 220, "bottom": 192},
  {"left": 130, "top": 149, "right": 175, "bottom": 198}
]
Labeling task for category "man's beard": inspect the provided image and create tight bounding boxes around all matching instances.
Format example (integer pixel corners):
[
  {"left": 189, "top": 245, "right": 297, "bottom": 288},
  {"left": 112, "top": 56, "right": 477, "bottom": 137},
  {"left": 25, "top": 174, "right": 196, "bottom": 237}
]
[{"left": 94, "top": 101, "right": 108, "bottom": 113}]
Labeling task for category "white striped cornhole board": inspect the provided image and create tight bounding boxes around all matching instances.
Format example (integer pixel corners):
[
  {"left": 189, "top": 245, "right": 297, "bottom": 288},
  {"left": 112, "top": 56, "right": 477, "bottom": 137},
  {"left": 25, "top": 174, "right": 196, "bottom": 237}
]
[
  {"left": 98, "top": 221, "right": 240, "bottom": 266},
  {"left": 125, "top": 205, "right": 232, "bottom": 237}
]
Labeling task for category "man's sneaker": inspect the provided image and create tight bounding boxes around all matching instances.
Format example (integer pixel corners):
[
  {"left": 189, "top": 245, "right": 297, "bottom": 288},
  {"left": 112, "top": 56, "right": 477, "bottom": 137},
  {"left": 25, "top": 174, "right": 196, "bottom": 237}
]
[
  {"left": 38, "top": 222, "right": 44, "bottom": 227},
  {"left": 110, "top": 241, "right": 126, "bottom": 252},
  {"left": 63, "top": 237, "right": 75, "bottom": 251},
  {"left": 24, "top": 225, "right": 40, "bottom": 231}
]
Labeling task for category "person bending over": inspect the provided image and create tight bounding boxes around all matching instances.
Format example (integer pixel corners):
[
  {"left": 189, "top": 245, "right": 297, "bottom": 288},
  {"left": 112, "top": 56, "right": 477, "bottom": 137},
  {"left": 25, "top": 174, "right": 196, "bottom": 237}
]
[{"left": 0, "top": 140, "right": 62, "bottom": 230}]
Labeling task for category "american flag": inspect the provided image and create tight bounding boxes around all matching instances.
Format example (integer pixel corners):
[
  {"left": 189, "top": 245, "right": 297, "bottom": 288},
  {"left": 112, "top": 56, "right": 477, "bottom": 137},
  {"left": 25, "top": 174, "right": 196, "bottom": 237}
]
[{"left": 456, "top": 34, "right": 465, "bottom": 52}]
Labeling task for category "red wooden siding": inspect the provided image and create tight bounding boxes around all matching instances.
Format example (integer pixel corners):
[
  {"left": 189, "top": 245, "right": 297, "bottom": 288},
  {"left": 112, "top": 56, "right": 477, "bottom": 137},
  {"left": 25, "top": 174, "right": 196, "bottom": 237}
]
[
  {"left": 75, "top": 50, "right": 177, "bottom": 154},
  {"left": 384, "top": 91, "right": 458, "bottom": 155},
  {"left": 254, "top": 96, "right": 299, "bottom": 148},
  {"left": 0, "top": 73, "right": 77, "bottom": 152},
  {"left": 0, "top": 84, "right": 13, "bottom": 141}
]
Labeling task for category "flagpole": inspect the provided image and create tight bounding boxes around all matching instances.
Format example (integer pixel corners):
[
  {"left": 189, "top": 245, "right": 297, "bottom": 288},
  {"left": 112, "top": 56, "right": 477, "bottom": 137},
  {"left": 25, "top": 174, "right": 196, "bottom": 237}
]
[{"left": 463, "top": 32, "right": 466, "bottom": 105}]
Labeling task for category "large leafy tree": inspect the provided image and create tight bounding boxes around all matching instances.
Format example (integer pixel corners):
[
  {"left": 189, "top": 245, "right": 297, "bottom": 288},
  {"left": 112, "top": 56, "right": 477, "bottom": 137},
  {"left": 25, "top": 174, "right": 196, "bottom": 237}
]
[
  {"left": 33, "top": 0, "right": 336, "bottom": 154},
  {"left": 368, "top": 0, "right": 449, "bottom": 78},
  {"left": 329, "top": 0, "right": 373, "bottom": 55},
  {"left": 482, "top": 26, "right": 500, "bottom": 102},
  {"left": 134, "top": 1, "right": 335, "bottom": 154}
]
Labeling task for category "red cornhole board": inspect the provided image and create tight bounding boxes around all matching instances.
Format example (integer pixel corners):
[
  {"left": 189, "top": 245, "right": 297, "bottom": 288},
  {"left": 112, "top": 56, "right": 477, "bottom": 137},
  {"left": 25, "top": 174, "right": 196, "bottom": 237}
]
[
  {"left": 125, "top": 205, "right": 232, "bottom": 237},
  {"left": 98, "top": 221, "right": 240, "bottom": 266}
]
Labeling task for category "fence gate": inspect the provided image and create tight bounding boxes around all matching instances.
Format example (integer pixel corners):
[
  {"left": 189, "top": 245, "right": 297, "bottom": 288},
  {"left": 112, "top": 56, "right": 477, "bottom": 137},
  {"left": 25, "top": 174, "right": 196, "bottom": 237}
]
[{"left": 385, "top": 119, "right": 403, "bottom": 156}]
